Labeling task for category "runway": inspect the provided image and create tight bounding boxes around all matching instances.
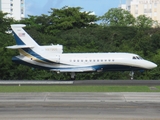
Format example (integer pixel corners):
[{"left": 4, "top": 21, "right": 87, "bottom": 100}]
[
  {"left": 0, "top": 92, "right": 160, "bottom": 120},
  {"left": 1, "top": 80, "right": 160, "bottom": 85}
]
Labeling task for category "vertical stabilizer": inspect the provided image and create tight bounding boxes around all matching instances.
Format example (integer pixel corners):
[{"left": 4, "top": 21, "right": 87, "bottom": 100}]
[{"left": 11, "top": 24, "right": 39, "bottom": 47}]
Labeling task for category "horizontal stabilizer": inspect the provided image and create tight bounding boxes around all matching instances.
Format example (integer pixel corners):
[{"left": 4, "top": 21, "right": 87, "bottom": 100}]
[
  {"left": 6, "top": 45, "right": 34, "bottom": 49},
  {"left": 50, "top": 67, "right": 96, "bottom": 72},
  {"left": 11, "top": 24, "right": 26, "bottom": 28}
]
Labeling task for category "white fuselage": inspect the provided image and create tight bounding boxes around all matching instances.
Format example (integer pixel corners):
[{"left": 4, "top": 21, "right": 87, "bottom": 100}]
[{"left": 13, "top": 52, "right": 157, "bottom": 72}]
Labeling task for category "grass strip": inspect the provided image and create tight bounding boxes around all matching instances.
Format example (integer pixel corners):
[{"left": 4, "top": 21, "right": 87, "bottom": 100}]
[{"left": 0, "top": 85, "right": 159, "bottom": 92}]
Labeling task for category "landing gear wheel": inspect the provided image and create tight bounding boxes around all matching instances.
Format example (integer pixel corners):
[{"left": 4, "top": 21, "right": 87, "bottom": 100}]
[
  {"left": 70, "top": 72, "right": 75, "bottom": 80},
  {"left": 129, "top": 71, "right": 134, "bottom": 80}
]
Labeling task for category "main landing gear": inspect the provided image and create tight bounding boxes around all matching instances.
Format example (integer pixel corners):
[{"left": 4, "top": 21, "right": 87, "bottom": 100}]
[
  {"left": 70, "top": 72, "right": 75, "bottom": 80},
  {"left": 129, "top": 71, "right": 134, "bottom": 80}
]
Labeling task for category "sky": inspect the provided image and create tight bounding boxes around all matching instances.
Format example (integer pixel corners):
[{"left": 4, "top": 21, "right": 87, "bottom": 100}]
[{"left": 25, "top": 0, "right": 126, "bottom": 17}]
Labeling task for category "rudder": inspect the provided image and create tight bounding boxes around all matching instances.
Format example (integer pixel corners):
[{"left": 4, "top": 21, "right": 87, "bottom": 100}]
[{"left": 11, "top": 24, "right": 39, "bottom": 47}]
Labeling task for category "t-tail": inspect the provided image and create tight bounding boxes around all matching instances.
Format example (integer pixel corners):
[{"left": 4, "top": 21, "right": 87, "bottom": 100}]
[
  {"left": 6, "top": 24, "right": 39, "bottom": 50},
  {"left": 7, "top": 24, "right": 63, "bottom": 55},
  {"left": 6, "top": 24, "right": 63, "bottom": 65}
]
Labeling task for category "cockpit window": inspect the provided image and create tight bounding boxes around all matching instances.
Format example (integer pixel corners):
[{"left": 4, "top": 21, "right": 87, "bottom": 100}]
[
  {"left": 132, "top": 56, "right": 143, "bottom": 60},
  {"left": 133, "top": 56, "right": 136, "bottom": 59},
  {"left": 139, "top": 56, "right": 143, "bottom": 59}
]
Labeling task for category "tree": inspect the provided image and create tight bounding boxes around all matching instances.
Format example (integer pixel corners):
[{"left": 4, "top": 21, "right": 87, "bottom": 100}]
[
  {"left": 100, "top": 8, "right": 135, "bottom": 27},
  {"left": 44, "top": 6, "right": 99, "bottom": 34},
  {"left": 0, "top": 11, "right": 14, "bottom": 33},
  {"left": 17, "top": 15, "right": 45, "bottom": 31},
  {"left": 135, "top": 15, "right": 155, "bottom": 28},
  {"left": 18, "top": 6, "right": 99, "bottom": 35}
]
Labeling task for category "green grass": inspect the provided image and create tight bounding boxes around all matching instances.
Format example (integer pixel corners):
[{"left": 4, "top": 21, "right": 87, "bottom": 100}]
[
  {"left": 0, "top": 85, "right": 160, "bottom": 92},
  {"left": 155, "top": 86, "right": 160, "bottom": 90}
]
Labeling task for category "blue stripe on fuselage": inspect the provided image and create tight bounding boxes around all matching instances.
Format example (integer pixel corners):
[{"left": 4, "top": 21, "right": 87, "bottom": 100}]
[
  {"left": 12, "top": 56, "right": 52, "bottom": 70},
  {"left": 22, "top": 48, "right": 56, "bottom": 63},
  {"left": 92, "top": 65, "right": 144, "bottom": 71},
  {"left": 12, "top": 31, "right": 59, "bottom": 64}
]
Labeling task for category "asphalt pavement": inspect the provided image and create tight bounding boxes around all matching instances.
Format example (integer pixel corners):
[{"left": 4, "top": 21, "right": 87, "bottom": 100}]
[
  {"left": 0, "top": 92, "right": 160, "bottom": 120},
  {"left": 0, "top": 80, "right": 160, "bottom": 85}
]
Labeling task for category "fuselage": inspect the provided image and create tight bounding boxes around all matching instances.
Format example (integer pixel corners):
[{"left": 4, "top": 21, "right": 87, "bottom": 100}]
[{"left": 12, "top": 52, "right": 157, "bottom": 72}]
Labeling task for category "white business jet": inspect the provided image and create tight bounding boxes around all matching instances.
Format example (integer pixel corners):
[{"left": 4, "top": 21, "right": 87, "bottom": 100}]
[{"left": 6, "top": 24, "right": 157, "bottom": 79}]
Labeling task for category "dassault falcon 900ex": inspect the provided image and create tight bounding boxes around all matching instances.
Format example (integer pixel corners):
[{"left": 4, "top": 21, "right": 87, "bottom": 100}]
[{"left": 6, "top": 24, "right": 157, "bottom": 79}]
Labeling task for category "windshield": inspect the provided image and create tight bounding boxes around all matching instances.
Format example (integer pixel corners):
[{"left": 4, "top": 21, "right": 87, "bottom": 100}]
[{"left": 132, "top": 56, "right": 143, "bottom": 60}]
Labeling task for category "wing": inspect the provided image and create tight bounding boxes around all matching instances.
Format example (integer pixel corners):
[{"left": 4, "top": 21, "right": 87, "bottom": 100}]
[{"left": 50, "top": 67, "right": 96, "bottom": 72}]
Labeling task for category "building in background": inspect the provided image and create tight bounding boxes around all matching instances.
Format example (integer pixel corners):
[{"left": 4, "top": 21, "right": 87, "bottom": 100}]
[
  {"left": 0, "top": 0, "right": 25, "bottom": 20},
  {"left": 120, "top": 0, "right": 160, "bottom": 23}
]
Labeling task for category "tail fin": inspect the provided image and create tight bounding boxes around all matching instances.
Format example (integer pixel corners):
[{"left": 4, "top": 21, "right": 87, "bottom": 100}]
[
  {"left": 6, "top": 24, "right": 39, "bottom": 49},
  {"left": 7, "top": 24, "right": 62, "bottom": 64}
]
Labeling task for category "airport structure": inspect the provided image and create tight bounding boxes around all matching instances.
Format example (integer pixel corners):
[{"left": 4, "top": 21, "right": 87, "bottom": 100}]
[
  {"left": 120, "top": 0, "right": 160, "bottom": 23},
  {"left": 0, "top": 0, "right": 25, "bottom": 20}
]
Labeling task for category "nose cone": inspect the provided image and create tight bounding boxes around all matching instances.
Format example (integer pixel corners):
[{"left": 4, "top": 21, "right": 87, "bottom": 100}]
[{"left": 148, "top": 62, "right": 157, "bottom": 69}]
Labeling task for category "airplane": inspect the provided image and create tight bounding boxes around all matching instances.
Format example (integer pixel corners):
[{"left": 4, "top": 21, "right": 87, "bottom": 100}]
[{"left": 6, "top": 24, "right": 157, "bottom": 80}]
